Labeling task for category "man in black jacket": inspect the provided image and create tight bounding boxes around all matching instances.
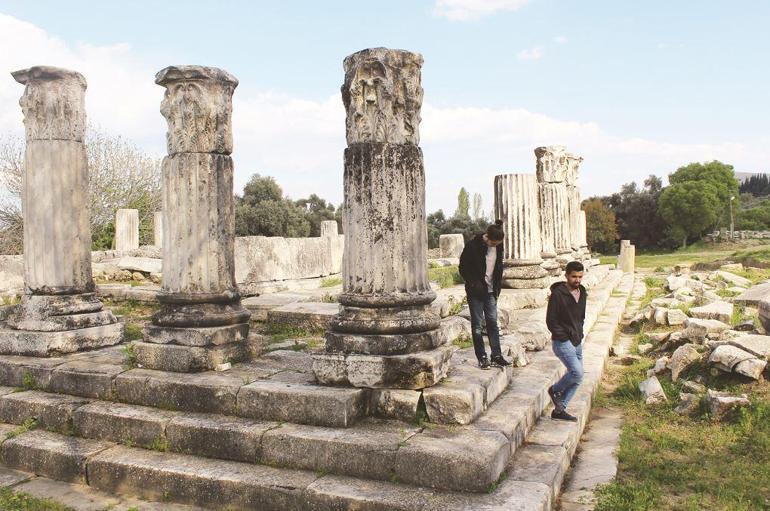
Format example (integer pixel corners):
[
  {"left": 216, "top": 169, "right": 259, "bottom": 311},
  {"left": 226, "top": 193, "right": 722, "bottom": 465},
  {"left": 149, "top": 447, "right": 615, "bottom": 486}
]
[
  {"left": 546, "top": 260, "right": 587, "bottom": 421},
  {"left": 458, "top": 220, "right": 511, "bottom": 369}
]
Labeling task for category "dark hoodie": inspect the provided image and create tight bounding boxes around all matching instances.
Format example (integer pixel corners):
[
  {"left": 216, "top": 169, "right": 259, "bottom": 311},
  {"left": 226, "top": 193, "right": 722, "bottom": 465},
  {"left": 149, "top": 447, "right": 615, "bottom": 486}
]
[
  {"left": 546, "top": 281, "right": 587, "bottom": 346},
  {"left": 458, "top": 234, "right": 504, "bottom": 299}
]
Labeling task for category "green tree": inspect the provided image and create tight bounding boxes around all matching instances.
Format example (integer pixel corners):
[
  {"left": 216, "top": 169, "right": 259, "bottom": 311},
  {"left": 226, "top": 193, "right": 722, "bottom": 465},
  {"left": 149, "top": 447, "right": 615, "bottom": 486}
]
[
  {"left": 583, "top": 198, "right": 617, "bottom": 253},
  {"left": 668, "top": 160, "right": 738, "bottom": 224},
  {"left": 658, "top": 181, "right": 721, "bottom": 248},
  {"left": 235, "top": 174, "right": 310, "bottom": 237},
  {"left": 295, "top": 193, "right": 337, "bottom": 237},
  {"left": 603, "top": 175, "right": 667, "bottom": 250},
  {"left": 455, "top": 187, "right": 470, "bottom": 219}
]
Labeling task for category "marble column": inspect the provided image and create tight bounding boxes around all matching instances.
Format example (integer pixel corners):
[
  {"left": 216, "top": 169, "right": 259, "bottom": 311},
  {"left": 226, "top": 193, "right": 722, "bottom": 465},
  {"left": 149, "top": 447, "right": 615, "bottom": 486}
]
[
  {"left": 320, "top": 220, "right": 338, "bottom": 237},
  {"left": 535, "top": 146, "right": 572, "bottom": 270},
  {"left": 0, "top": 66, "right": 123, "bottom": 356},
  {"left": 578, "top": 210, "right": 590, "bottom": 259},
  {"left": 564, "top": 153, "right": 584, "bottom": 258},
  {"left": 494, "top": 174, "right": 549, "bottom": 288},
  {"left": 115, "top": 208, "right": 139, "bottom": 251},
  {"left": 313, "top": 48, "right": 452, "bottom": 390},
  {"left": 619, "top": 240, "right": 636, "bottom": 273},
  {"left": 136, "top": 65, "right": 250, "bottom": 372},
  {"left": 153, "top": 211, "right": 163, "bottom": 247}
]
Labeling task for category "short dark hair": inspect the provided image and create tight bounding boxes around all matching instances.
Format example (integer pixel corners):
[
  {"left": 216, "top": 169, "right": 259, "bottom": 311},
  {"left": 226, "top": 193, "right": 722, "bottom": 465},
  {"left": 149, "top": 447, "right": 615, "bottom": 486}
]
[
  {"left": 486, "top": 219, "right": 505, "bottom": 241},
  {"left": 565, "top": 261, "right": 584, "bottom": 274}
]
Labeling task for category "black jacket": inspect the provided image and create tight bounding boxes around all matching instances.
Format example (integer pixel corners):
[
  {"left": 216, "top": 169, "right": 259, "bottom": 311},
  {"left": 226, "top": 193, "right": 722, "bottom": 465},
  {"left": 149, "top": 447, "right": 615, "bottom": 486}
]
[
  {"left": 546, "top": 281, "right": 587, "bottom": 346},
  {"left": 458, "top": 234, "right": 503, "bottom": 299}
]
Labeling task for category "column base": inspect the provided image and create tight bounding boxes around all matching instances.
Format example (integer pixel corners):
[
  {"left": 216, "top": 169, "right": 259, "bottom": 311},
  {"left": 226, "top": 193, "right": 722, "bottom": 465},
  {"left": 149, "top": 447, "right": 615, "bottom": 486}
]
[
  {"left": 138, "top": 322, "right": 249, "bottom": 372},
  {"left": 541, "top": 257, "right": 562, "bottom": 277},
  {"left": 502, "top": 263, "right": 549, "bottom": 289},
  {"left": 133, "top": 341, "right": 247, "bottom": 373},
  {"left": 0, "top": 322, "right": 124, "bottom": 357},
  {"left": 7, "top": 293, "right": 118, "bottom": 332},
  {"left": 313, "top": 343, "right": 455, "bottom": 390},
  {"left": 325, "top": 328, "right": 446, "bottom": 356}
]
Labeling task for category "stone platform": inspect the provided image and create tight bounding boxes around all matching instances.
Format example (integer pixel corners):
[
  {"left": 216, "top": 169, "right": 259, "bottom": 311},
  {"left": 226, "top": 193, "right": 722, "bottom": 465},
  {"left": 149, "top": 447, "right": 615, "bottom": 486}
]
[{"left": 0, "top": 268, "right": 632, "bottom": 510}]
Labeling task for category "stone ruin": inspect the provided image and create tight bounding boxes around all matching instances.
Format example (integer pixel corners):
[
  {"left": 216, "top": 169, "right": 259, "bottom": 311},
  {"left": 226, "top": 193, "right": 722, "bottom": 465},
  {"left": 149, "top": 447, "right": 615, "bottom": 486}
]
[
  {"left": 492, "top": 145, "right": 594, "bottom": 289},
  {"left": 0, "top": 66, "right": 124, "bottom": 356},
  {"left": 0, "top": 51, "right": 638, "bottom": 510}
]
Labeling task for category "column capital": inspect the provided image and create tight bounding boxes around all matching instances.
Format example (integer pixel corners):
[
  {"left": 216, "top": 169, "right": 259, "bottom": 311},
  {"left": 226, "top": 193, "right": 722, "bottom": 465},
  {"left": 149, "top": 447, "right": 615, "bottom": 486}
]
[
  {"left": 155, "top": 65, "right": 238, "bottom": 155},
  {"left": 12, "top": 66, "right": 87, "bottom": 142},
  {"left": 342, "top": 48, "right": 423, "bottom": 146}
]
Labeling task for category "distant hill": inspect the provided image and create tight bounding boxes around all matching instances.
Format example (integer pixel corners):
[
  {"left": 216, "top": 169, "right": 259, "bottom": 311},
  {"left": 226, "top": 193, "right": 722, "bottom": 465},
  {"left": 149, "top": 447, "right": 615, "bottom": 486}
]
[{"left": 736, "top": 171, "right": 767, "bottom": 183}]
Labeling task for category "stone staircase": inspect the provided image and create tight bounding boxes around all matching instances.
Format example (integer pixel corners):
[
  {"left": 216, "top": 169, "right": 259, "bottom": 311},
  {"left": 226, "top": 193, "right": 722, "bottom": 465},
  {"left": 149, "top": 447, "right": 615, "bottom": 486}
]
[{"left": 0, "top": 269, "right": 633, "bottom": 510}]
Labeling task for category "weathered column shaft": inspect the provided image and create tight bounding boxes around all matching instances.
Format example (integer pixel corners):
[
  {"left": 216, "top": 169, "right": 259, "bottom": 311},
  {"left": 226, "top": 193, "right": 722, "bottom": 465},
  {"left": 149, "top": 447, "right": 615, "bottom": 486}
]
[
  {"left": 1, "top": 66, "right": 122, "bottom": 354},
  {"left": 115, "top": 209, "right": 139, "bottom": 252},
  {"left": 313, "top": 48, "right": 451, "bottom": 390},
  {"left": 15, "top": 67, "right": 91, "bottom": 295},
  {"left": 540, "top": 183, "right": 571, "bottom": 255},
  {"left": 578, "top": 210, "right": 588, "bottom": 248},
  {"left": 567, "top": 185, "right": 582, "bottom": 250},
  {"left": 138, "top": 65, "right": 249, "bottom": 372},
  {"left": 494, "top": 174, "right": 542, "bottom": 263}
]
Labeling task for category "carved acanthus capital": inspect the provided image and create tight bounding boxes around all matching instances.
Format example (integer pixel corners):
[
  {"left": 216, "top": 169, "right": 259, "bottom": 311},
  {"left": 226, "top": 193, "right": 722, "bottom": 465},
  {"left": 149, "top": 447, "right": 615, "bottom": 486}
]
[
  {"left": 12, "top": 66, "right": 87, "bottom": 142},
  {"left": 341, "top": 48, "right": 423, "bottom": 146},
  {"left": 535, "top": 145, "right": 568, "bottom": 183},
  {"left": 155, "top": 65, "right": 238, "bottom": 155},
  {"left": 564, "top": 153, "right": 583, "bottom": 187}
]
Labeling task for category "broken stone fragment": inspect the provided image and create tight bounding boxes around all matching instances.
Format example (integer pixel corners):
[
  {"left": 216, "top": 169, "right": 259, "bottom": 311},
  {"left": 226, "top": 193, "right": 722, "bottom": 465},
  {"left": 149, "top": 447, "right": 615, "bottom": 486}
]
[
  {"left": 674, "top": 392, "right": 700, "bottom": 416},
  {"left": 639, "top": 376, "right": 667, "bottom": 404},
  {"left": 669, "top": 344, "right": 701, "bottom": 382},
  {"left": 706, "top": 389, "right": 751, "bottom": 420}
]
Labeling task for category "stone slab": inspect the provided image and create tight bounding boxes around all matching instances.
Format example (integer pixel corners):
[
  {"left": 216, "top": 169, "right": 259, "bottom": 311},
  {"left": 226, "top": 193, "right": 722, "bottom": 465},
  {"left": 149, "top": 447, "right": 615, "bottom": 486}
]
[
  {"left": 0, "top": 466, "right": 33, "bottom": 487},
  {"left": 166, "top": 413, "right": 275, "bottom": 463},
  {"left": 0, "top": 355, "right": 66, "bottom": 388},
  {"left": 508, "top": 443, "right": 570, "bottom": 501},
  {"left": 394, "top": 428, "right": 509, "bottom": 492},
  {"left": 143, "top": 322, "right": 249, "bottom": 347},
  {"left": 734, "top": 282, "right": 770, "bottom": 306},
  {"left": 369, "top": 389, "right": 421, "bottom": 421},
  {"left": 116, "top": 256, "right": 162, "bottom": 274},
  {"left": 73, "top": 401, "right": 178, "bottom": 448},
  {"left": 237, "top": 379, "right": 366, "bottom": 427},
  {"left": 48, "top": 360, "right": 126, "bottom": 399},
  {"left": 304, "top": 475, "right": 434, "bottom": 511},
  {"left": 2, "top": 430, "right": 111, "bottom": 483},
  {"left": 87, "top": 445, "right": 316, "bottom": 510},
  {"left": 242, "top": 293, "right": 309, "bottom": 321},
  {"left": 0, "top": 390, "right": 89, "bottom": 432},
  {"left": 728, "top": 334, "right": 770, "bottom": 359},
  {"left": 266, "top": 302, "right": 340, "bottom": 331},
  {"left": 0, "top": 322, "right": 124, "bottom": 356},
  {"left": 133, "top": 340, "right": 248, "bottom": 372}
]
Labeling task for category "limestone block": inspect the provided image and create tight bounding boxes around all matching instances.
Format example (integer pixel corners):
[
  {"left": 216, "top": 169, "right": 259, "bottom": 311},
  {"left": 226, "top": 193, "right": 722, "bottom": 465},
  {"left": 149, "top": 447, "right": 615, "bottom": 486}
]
[
  {"left": 132, "top": 341, "right": 247, "bottom": 373},
  {"left": 438, "top": 315, "right": 471, "bottom": 345},
  {"left": 648, "top": 356, "right": 669, "bottom": 376},
  {"left": 666, "top": 308, "right": 688, "bottom": 326},
  {"left": 166, "top": 413, "right": 272, "bottom": 463},
  {"left": 666, "top": 275, "right": 689, "bottom": 292},
  {"left": 266, "top": 302, "right": 339, "bottom": 332},
  {"left": 369, "top": 389, "right": 421, "bottom": 421},
  {"left": 115, "top": 209, "right": 139, "bottom": 252},
  {"left": 669, "top": 344, "right": 701, "bottom": 381},
  {"left": 439, "top": 234, "right": 464, "bottom": 258},
  {"left": 706, "top": 389, "right": 750, "bottom": 420},
  {"left": 727, "top": 334, "right": 770, "bottom": 359},
  {"left": 0, "top": 323, "right": 124, "bottom": 357},
  {"left": 735, "top": 357, "right": 767, "bottom": 379},
  {"left": 117, "top": 256, "right": 162, "bottom": 274},
  {"left": 73, "top": 402, "right": 178, "bottom": 448},
  {"left": 708, "top": 345, "right": 759, "bottom": 374},
  {"left": 759, "top": 296, "right": 770, "bottom": 332},
  {"left": 0, "top": 391, "right": 88, "bottom": 431},
  {"left": 423, "top": 382, "right": 484, "bottom": 425},
  {"left": 712, "top": 270, "right": 752, "bottom": 288},
  {"left": 653, "top": 307, "right": 668, "bottom": 325},
  {"left": 690, "top": 300, "right": 733, "bottom": 324},
  {"left": 682, "top": 318, "right": 731, "bottom": 342},
  {"left": 734, "top": 282, "right": 770, "bottom": 306},
  {"left": 638, "top": 376, "right": 667, "bottom": 404}
]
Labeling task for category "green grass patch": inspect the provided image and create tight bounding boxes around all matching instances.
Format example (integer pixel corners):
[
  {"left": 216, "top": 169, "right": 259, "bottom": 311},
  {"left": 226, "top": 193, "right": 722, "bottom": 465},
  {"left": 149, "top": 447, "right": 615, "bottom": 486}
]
[
  {"left": 447, "top": 296, "right": 467, "bottom": 316},
  {"left": 105, "top": 299, "right": 159, "bottom": 322},
  {"left": 124, "top": 323, "right": 143, "bottom": 341},
  {"left": 265, "top": 323, "right": 324, "bottom": 342},
  {"left": 0, "top": 488, "right": 74, "bottom": 511},
  {"left": 122, "top": 342, "right": 137, "bottom": 369},
  {"left": 452, "top": 335, "right": 473, "bottom": 349},
  {"left": 0, "top": 295, "right": 20, "bottom": 306},
  {"left": 320, "top": 276, "right": 342, "bottom": 288},
  {"left": 597, "top": 336, "right": 770, "bottom": 510},
  {"left": 427, "top": 265, "right": 464, "bottom": 289}
]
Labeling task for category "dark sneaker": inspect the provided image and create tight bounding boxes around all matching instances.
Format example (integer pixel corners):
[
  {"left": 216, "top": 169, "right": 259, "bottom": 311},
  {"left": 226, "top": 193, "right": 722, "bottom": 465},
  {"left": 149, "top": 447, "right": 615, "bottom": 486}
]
[
  {"left": 548, "top": 385, "right": 563, "bottom": 411},
  {"left": 551, "top": 409, "right": 578, "bottom": 422},
  {"left": 478, "top": 356, "right": 491, "bottom": 370},
  {"left": 491, "top": 355, "right": 511, "bottom": 367}
]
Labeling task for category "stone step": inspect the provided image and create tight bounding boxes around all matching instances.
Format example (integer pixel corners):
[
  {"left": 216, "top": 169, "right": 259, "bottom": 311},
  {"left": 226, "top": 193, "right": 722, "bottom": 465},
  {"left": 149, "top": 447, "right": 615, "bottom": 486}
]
[{"left": 265, "top": 301, "right": 340, "bottom": 331}]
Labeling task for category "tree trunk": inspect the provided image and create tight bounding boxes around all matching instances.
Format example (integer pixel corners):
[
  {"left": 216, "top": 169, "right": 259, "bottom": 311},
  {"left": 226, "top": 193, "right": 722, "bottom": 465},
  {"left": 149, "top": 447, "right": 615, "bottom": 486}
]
[{"left": 682, "top": 235, "right": 687, "bottom": 249}]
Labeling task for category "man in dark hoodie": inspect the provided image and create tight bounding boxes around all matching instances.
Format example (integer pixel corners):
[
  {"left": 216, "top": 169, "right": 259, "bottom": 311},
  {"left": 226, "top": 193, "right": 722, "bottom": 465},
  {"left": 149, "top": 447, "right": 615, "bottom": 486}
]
[
  {"left": 546, "top": 260, "right": 587, "bottom": 421},
  {"left": 458, "top": 220, "right": 511, "bottom": 369}
]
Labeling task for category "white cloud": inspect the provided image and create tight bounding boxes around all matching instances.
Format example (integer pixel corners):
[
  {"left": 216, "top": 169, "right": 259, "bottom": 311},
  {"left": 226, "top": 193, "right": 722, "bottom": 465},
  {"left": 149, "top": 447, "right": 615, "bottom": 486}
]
[
  {"left": 516, "top": 46, "right": 544, "bottom": 61},
  {"left": 554, "top": 35, "right": 568, "bottom": 44},
  {"left": 433, "top": 0, "right": 531, "bottom": 21},
  {"left": 2, "top": 13, "right": 767, "bottom": 216},
  {"left": 657, "top": 42, "right": 668, "bottom": 50}
]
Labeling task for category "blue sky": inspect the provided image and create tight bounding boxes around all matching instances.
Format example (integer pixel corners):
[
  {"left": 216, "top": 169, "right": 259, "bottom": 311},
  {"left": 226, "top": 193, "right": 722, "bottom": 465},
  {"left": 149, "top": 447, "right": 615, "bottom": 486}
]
[{"left": 1, "top": 0, "right": 768, "bottom": 214}]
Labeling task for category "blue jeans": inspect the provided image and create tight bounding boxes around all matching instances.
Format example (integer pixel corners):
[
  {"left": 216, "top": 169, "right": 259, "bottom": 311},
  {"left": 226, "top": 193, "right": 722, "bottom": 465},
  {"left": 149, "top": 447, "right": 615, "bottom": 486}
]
[
  {"left": 551, "top": 340, "right": 583, "bottom": 408},
  {"left": 468, "top": 293, "right": 501, "bottom": 361}
]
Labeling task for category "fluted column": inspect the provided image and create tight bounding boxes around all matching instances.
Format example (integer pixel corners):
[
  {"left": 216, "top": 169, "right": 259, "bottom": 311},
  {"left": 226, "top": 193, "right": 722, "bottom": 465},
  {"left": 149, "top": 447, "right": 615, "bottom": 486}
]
[
  {"left": 564, "top": 153, "right": 584, "bottom": 254},
  {"left": 137, "top": 65, "right": 250, "bottom": 372},
  {"left": 115, "top": 208, "right": 139, "bottom": 251},
  {"left": 494, "top": 174, "right": 548, "bottom": 288},
  {"left": 536, "top": 146, "right": 573, "bottom": 270},
  {"left": 313, "top": 48, "right": 452, "bottom": 390},
  {"left": 153, "top": 211, "right": 163, "bottom": 247},
  {"left": 0, "top": 66, "right": 122, "bottom": 355},
  {"left": 578, "top": 210, "right": 589, "bottom": 251}
]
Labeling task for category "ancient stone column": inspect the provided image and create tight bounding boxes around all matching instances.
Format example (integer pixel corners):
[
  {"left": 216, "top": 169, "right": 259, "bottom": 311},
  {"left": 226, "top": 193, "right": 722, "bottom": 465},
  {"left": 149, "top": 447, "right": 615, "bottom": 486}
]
[
  {"left": 619, "top": 240, "right": 635, "bottom": 273},
  {"left": 439, "top": 234, "right": 464, "bottom": 259},
  {"left": 115, "top": 209, "right": 139, "bottom": 251},
  {"left": 578, "top": 210, "right": 589, "bottom": 258},
  {"left": 494, "top": 174, "right": 549, "bottom": 288},
  {"left": 564, "top": 153, "right": 584, "bottom": 257},
  {"left": 536, "top": 146, "right": 572, "bottom": 270},
  {"left": 153, "top": 211, "right": 163, "bottom": 247},
  {"left": 135, "top": 65, "right": 250, "bottom": 372},
  {"left": 0, "top": 66, "right": 123, "bottom": 356},
  {"left": 320, "top": 220, "right": 338, "bottom": 237},
  {"left": 313, "top": 48, "right": 452, "bottom": 390}
]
